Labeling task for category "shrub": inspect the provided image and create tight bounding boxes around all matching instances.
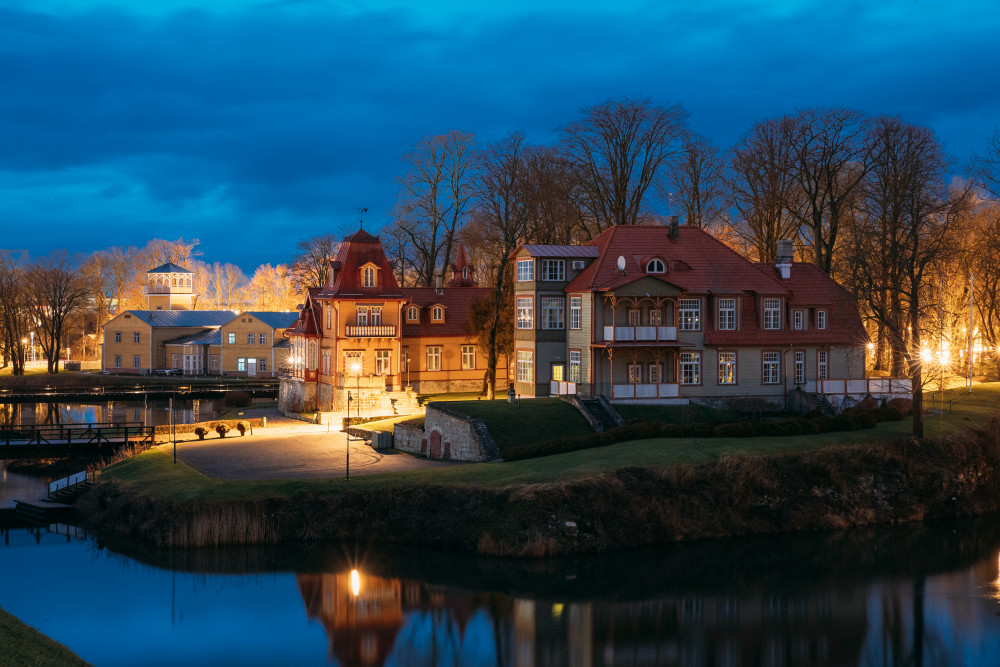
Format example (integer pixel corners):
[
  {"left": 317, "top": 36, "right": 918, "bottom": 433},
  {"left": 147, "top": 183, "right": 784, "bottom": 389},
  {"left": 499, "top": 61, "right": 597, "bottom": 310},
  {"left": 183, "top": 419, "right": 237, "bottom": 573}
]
[
  {"left": 713, "top": 421, "right": 758, "bottom": 438},
  {"left": 886, "top": 397, "right": 913, "bottom": 416},
  {"left": 797, "top": 418, "right": 822, "bottom": 435},
  {"left": 223, "top": 391, "right": 251, "bottom": 408},
  {"left": 809, "top": 416, "right": 833, "bottom": 433},
  {"left": 194, "top": 426, "right": 208, "bottom": 440},
  {"left": 236, "top": 421, "right": 249, "bottom": 436},
  {"left": 831, "top": 413, "right": 857, "bottom": 432},
  {"left": 855, "top": 397, "right": 880, "bottom": 411},
  {"left": 855, "top": 411, "right": 879, "bottom": 429},
  {"left": 215, "top": 424, "right": 230, "bottom": 438},
  {"left": 767, "top": 419, "right": 803, "bottom": 437}
]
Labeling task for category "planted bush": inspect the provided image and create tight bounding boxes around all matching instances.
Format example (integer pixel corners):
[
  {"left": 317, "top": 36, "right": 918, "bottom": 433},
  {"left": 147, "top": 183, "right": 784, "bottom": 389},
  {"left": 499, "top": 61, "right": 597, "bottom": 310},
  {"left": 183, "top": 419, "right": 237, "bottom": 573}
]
[
  {"left": 713, "top": 421, "right": 758, "bottom": 438},
  {"left": 216, "top": 424, "right": 230, "bottom": 438},
  {"left": 194, "top": 426, "right": 208, "bottom": 440},
  {"left": 236, "top": 421, "right": 249, "bottom": 436}
]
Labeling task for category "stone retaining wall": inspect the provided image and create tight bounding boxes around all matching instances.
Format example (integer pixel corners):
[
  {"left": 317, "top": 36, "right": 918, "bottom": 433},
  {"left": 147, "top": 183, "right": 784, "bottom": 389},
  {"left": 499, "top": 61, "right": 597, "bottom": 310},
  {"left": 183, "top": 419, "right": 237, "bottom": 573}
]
[{"left": 392, "top": 403, "right": 499, "bottom": 461}]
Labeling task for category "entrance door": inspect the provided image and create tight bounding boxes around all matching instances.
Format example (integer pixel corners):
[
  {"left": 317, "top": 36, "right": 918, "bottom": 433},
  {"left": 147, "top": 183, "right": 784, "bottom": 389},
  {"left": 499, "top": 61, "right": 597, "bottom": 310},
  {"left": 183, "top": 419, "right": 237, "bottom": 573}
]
[
  {"left": 247, "top": 358, "right": 257, "bottom": 377},
  {"left": 430, "top": 430, "right": 442, "bottom": 459}
]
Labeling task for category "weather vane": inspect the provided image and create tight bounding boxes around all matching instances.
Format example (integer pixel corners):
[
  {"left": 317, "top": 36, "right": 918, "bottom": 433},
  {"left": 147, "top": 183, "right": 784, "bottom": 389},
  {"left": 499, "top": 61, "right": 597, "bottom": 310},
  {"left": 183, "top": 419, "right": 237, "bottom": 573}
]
[{"left": 358, "top": 207, "right": 368, "bottom": 230}]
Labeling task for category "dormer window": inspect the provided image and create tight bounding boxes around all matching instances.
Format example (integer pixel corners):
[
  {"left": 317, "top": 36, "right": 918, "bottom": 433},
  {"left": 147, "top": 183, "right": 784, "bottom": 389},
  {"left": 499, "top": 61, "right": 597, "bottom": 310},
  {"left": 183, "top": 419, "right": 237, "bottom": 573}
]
[
  {"left": 407, "top": 305, "right": 419, "bottom": 322},
  {"left": 363, "top": 266, "right": 376, "bottom": 288},
  {"left": 432, "top": 305, "right": 444, "bottom": 322},
  {"left": 646, "top": 258, "right": 665, "bottom": 274},
  {"left": 462, "top": 267, "right": 468, "bottom": 280}
]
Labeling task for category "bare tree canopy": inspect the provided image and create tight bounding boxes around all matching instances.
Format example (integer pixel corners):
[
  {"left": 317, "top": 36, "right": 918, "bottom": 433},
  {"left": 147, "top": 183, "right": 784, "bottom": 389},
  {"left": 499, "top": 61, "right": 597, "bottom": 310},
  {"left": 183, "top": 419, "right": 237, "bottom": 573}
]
[
  {"left": 727, "top": 116, "right": 803, "bottom": 262},
  {"left": 971, "top": 127, "right": 1000, "bottom": 199},
  {"left": 662, "top": 133, "right": 726, "bottom": 230},
  {"left": 787, "top": 108, "right": 872, "bottom": 274},
  {"left": 393, "top": 130, "right": 476, "bottom": 286},
  {"left": 560, "top": 96, "right": 687, "bottom": 235},
  {"left": 0, "top": 251, "right": 32, "bottom": 375},
  {"left": 243, "top": 264, "right": 299, "bottom": 311},
  {"left": 289, "top": 233, "right": 340, "bottom": 291},
  {"left": 28, "top": 251, "right": 90, "bottom": 373}
]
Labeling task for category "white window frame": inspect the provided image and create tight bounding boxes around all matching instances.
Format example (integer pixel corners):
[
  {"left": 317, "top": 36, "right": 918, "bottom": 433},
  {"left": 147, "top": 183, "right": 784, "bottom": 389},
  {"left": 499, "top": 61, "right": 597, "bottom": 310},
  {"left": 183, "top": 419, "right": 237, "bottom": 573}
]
[
  {"left": 541, "top": 259, "right": 565, "bottom": 281},
  {"left": 259, "top": 358, "right": 267, "bottom": 372},
  {"left": 356, "top": 307, "right": 368, "bottom": 326},
  {"left": 649, "top": 309, "right": 662, "bottom": 326},
  {"left": 238, "top": 357, "right": 246, "bottom": 372},
  {"left": 114, "top": 354, "right": 122, "bottom": 368},
  {"left": 375, "top": 349, "right": 390, "bottom": 375},
  {"left": 132, "top": 355, "right": 141, "bottom": 369},
  {"left": 818, "top": 350, "right": 829, "bottom": 380},
  {"left": 718, "top": 298, "right": 737, "bottom": 331},
  {"left": 541, "top": 297, "right": 564, "bottom": 330},
  {"left": 764, "top": 298, "right": 781, "bottom": 330},
  {"left": 363, "top": 266, "right": 376, "bottom": 288},
  {"left": 817, "top": 310, "right": 827, "bottom": 330},
  {"left": 648, "top": 362, "right": 662, "bottom": 384},
  {"left": 344, "top": 350, "right": 362, "bottom": 375},
  {"left": 407, "top": 305, "right": 419, "bottom": 322},
  {"left": 569, "top": 297, "right": 582, "bottom": 330},
  {"left": 426, "top": 346, "right": 441, "bottom": 371},
  {"left": 228, "top": 333, "right": 236, "bottom": 344},
  {"left": 516, "top": 258, "right": 534, "bottom": 282},
  {"left": 680, "top": 352, "right": 701, "bottom": 385},
  {"left": 718, "top": 351, "right": 736, "bottom": 384},
  {"left": 370, "top": 306, "right": 382, "bottom": 325},
  {"left": 627, "top": 309, "right": 641, "bottom": 326},
  {"left": 248, "top": 333, "right": 255, "bottom": 345},
  {"left": 679, "top": 298, "right": 701, "bottom": 331},
  {"left": 461, "top": 345, "right": 475, "bottom": 370},
  {"left": 515, "top": 350, "right": 533, "bottom": 382},
  {"left": 627, "top": 363, "right": 642, "bottom": 383},
  {"left": 431, "top": 306, "right": 443, "bottom": 322},
  {"left": 569, "top": 350, "right": 581, "bottom": 383},
  {"left": 795, "top": 351, "right": 805, "bottom": 384},
  {"left": 762, "top": 352, "right": 780, "bottom": 384},
  {"left": 114, "top": 331, "right": 121, "bottom": 343},
  {"left": 322, "top": 349, "right": 331, "bottom": 375},
  {"left": 646, "top": 258, "right": 665, "bottom": 273},
  {"left": 133, "top": 332, "right": 140, "bottom": 343},
  {"left": 516, "top": 297, "right": 534, "bottom": 329},
  {"left": 793, "top": 310, "right": 804, "bottom": 330}
]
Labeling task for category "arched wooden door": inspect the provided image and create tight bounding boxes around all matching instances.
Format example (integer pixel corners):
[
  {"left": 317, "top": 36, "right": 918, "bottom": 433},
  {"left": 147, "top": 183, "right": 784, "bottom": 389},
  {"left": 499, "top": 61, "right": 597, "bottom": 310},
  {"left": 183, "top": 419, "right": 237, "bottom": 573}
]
[{"left": 429, "top": 430, "right": 442, "bottom": 459}]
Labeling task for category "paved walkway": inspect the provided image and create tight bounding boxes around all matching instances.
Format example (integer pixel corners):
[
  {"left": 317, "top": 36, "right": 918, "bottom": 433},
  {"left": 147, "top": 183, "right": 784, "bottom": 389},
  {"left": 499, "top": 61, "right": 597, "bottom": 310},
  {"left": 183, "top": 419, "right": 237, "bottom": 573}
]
[{"left": 161, "top": 409, "right": 457, "bottom": 480}]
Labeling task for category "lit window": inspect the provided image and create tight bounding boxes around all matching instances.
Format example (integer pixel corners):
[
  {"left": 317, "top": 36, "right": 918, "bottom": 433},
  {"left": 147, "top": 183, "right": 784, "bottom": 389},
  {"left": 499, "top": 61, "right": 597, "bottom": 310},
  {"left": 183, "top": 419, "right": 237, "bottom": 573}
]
[
  {"left": 680, "top": 352, "right": 701, "bottom": 384},
  {"left": 569, "top": 350, "right": 581, "bottom": 383},
  {"left": 818, "top": 350, "right": 828, "bottom": 380},
  {"left": 344, "top": 350, "right": 362, "bottom": 374},
  {"left": 432, "top": 306, "right": 443, "bottom": 321},
  {"left": 407, "top": 306, "right": 419, "bottom": 322},
  {"left": 646, "top": 258, "right": 665, "bottom": 273},
  {"left": 718, "top": 298, "right": 736, "bottom": 330},
  {"left": 516, "top": 350, "right": 533, "bottom": 382},
  {"left": 363, "top": 266, "right": 376, "bottom": 287},
  {"left": 516, "top": 258, "right": 534, "bottom": 282},
  {"left": 679, "top": 299, "right": 701, "bottom": 331},
  {"left": 793, "top": 310, "right": 804, "bottom": 330},
  {"left": 570, "top": 297, "right": 581, "bottom": 330},
  {"left": 628, "top": 364, "right": 642, "bottom": 383},
  {"left": 426, "top": 346, "right": 441, "bottom": 371},
  {"left": 718, "top": 352, "right": 736, "bottom": 384},
  {"left": 649, "top": 309, "right": 662, "bottom": 326},
  {"left": 762, "top": 352, "right": 780, "bottom": 383},
  {"left": 228, "top": 333, "right": 236, "bottom": 344},
  {"left": 133, "top": 332, "right": 140, "bottom": 343},
  {"left": 356, "top": 307, "right": 368, "bottom": 326},
  {"left": 461, "top": 345, "right": 475, "bottom": 370},
  {"left": 516, "top": 297, "right": 533, "bottom": 329},
  {"left": 817, "top": 310, "right": 827, "bottom": 330},
  {"left": 764, "top": 298, "right": 781, "bottom": 329},
  {"left": 541, "top": 297, "right": 564, "bottom": 330},
  {"left": 795, "top": 351, "right": 805, "bottom": 384},
  {"left": 541, "top": 259, "right": 564, "bottom": 281}
]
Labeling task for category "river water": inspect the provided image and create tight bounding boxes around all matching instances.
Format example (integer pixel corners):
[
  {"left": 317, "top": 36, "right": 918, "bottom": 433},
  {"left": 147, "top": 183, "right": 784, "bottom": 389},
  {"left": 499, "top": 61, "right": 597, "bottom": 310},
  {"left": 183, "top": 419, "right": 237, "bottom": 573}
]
[
  {"left": 0, "top": 511, "right": 999, "bottom": 666},
  {"left": 0, "top": 399, "right": 220, "bottom": 427}
]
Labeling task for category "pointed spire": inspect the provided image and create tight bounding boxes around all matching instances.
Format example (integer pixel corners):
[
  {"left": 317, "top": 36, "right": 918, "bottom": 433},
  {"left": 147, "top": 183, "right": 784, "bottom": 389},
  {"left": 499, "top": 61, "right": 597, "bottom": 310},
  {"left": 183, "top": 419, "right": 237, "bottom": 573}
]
[{"left": 447, "top": 244, "right": 477, "bottom": 286}]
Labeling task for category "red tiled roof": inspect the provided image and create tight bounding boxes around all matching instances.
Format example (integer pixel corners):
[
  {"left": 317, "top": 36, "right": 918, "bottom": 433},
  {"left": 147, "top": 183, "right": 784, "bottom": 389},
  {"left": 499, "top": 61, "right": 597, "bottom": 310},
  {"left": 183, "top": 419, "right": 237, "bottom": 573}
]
[
  {"left": 564, "top": 226, "right": 792, "bottom": 295},
  {"left": 286, "top": 287, "right": 321, "bottom": 336},
  {"left": 401, "top": 286, "right": 493, "bottom": 338},
  {"left": 318, "top": 228, "right": 403, "bottom": 298},
  {"left": 447, "top": 244, "right": 479, "bottom": 287}
]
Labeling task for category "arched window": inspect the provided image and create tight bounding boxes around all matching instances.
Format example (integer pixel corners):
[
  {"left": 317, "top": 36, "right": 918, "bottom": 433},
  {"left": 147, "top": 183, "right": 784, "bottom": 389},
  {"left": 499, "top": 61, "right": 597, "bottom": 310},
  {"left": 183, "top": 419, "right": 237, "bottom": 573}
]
[
  {"left": 646, "top": 258, "right": 665, "bottom": 274},
  {"left": 432, "top": 306, "right": 444, "bottom": 321},
  {"left": 363, "top": 266, "right": 376, "bottom": 287},
  {"left": 407, "top": 306, "right": 419, "bottom": 322}
]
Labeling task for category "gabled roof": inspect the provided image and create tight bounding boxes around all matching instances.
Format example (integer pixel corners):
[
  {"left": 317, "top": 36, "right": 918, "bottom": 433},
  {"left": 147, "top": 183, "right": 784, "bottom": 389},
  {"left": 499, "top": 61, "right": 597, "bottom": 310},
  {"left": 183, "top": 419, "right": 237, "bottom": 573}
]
[
  {"left": 125, "top": 310, "right": 235, "bottom": 327},
  {"left": 564, "top": 226, "right": 791, "bottom": 295},
  {"left": 147, "top": 262, "right": 192, "bottom": 274},
  {"left": 516, "top": 245, "right": 601, "bottom": 258},
  {"left": 286, "top": 288, "right": 321, "bottom": 336},
  {"left": 165, "top": 329, "right": 222, "bottom": 346},
  {"left": 401, "top": 286, "right": 492, "bottom": 337},
  {"left": 318, "top": 228, "right": 403, "bottom": 298},
  {"left": 241, "top": 311, "right": 300, "bottom": 331},
  {"left": 447, "top": 245, "right": 478, "bottom": 287}
]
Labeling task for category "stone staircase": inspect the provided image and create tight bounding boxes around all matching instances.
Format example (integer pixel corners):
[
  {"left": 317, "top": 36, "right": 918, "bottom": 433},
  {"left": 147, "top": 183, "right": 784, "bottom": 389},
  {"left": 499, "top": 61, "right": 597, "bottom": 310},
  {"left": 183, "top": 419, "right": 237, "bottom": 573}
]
[
  {"left": 805, "top": 392, "right": 836, "bottom": 418},
  {"left": 387, "top": 389, "right": 421, "bottom": 415},
  {"left": 578, "top": 397, "right": 624, "bottom": 433}
]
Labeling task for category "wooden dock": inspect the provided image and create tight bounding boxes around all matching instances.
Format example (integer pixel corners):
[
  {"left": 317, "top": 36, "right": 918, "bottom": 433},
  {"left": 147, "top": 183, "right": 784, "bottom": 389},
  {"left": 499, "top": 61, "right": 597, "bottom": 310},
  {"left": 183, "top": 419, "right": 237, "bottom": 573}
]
[{"left": 0, "top": 422, "right": 154, "bottom": 459}]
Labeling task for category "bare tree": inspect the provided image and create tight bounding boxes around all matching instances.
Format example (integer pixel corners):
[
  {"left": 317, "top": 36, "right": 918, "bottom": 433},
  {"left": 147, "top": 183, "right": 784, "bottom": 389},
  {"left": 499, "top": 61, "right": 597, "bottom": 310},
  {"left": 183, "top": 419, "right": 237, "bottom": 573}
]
[
  {"left": 967, "top": 202, "right": 1000, "bottom": 378},
  {"left": 243, "top": 264, "right": 299, "bottom": 311},
  {"left": 560, "top": 96, "right": 687, "bottom": 235},
  {"left": 787, "top": 108, "right": 872, "bottom": 274},
  {"left": 971, "top": 127, "right": 1000, "bottom": 199},
  {"left": 522, "top": 146, "right": 586, "bottom": 244},
  {"left": 727, "top": 116, "right": 803, "bottom": 261},
  {"left": 289, "top": 233, "right": 340, "bottom": 291},
  {"left": 468, "top": 132, "right": 532, "bottom": 398},
  {"left": 846, "top": 117, "right": 972, "bottom": 437},
  {"left": 662, "top": 134, "right": 726, "bottom": 230},
  {"left": 0, "top": 251, "right": 31, "bottom": 375},
  {"left": 28, "top": 251, "right": 90, "bottom": 373},
  {"left": 393, "top": 130, "right": 476, "bottom": 286},
  {"left": 207, "top": 262, "right": 247, "bottom": 310}
]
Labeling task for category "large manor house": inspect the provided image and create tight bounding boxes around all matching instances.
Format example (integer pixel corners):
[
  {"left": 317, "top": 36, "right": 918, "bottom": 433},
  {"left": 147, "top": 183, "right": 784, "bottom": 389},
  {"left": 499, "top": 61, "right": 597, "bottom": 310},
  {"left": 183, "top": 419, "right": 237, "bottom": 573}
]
[{"left": 104, "top": 221, "right": 876, "bottom": 414}]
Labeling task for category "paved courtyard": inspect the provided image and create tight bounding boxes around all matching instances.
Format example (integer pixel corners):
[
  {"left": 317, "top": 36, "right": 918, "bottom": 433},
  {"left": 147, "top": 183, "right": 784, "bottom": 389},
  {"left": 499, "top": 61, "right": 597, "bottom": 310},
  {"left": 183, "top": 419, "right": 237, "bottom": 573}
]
[{"left": 162, "top": 410, "right": 457, "bottom": 480}]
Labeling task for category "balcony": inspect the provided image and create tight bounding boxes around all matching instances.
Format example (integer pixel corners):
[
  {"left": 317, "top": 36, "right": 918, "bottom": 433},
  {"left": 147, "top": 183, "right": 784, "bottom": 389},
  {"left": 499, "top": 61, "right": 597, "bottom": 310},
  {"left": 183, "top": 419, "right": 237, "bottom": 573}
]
[
  {"left": 602, "top": 326, "right": 677, "bottom": 342},
  {"left": 613, "top": 383, "right": 680, "bottom": 399},
  {"left": 144, "top": 285, "right": 192, "bottom": 294},
  {"left": 345, "top": 324, "right": 396, "bottom": 338}
]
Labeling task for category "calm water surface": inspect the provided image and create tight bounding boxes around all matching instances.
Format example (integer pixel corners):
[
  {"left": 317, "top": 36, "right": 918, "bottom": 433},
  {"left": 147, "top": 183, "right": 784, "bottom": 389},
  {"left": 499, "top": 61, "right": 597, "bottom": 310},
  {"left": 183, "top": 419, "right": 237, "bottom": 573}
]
[
  {"left": 1, "top": 516, "right": 999, "bottom": 666},
  {"left": 0, "top": 399, "right": 220, "bottom": 427}
]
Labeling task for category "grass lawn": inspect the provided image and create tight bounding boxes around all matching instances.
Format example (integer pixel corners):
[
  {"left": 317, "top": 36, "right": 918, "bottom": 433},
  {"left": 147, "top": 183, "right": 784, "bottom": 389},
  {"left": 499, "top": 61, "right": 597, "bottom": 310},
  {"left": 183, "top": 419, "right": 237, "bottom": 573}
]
[
  {"left": 433, "top": 398, "right": 593, "bottom": 451},
  {"left": 101, "top": 382, "right": 1000, "bottom": 503},
  {"left": 0, "top": 607, "right": 90, "bottom": 667},
  {"left": 615, "top": 403, "right": 736, "bottom": 424}
]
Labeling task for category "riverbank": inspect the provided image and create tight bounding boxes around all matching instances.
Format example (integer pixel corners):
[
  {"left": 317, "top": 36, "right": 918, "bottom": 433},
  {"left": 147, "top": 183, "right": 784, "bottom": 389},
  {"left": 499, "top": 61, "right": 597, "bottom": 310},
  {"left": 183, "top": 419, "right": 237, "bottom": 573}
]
[
  {"left": 0, "top": 607, "right": 91, "bottom": 667},
  {"left": 78, "top": 415, "right": 1000, "bottom": 556}
]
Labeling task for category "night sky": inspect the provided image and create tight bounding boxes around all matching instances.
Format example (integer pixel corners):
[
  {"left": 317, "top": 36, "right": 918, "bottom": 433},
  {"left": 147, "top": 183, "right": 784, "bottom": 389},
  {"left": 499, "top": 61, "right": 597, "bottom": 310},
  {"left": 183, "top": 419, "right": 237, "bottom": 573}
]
[{"left": 2, "top": 0, "right": 998, "bottom": 273}]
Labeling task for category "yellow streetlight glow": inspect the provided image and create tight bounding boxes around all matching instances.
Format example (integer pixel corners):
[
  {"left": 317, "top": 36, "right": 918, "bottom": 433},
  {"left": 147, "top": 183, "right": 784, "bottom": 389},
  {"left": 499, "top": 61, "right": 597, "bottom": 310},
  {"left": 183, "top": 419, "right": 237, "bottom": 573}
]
[{"left": 350, "top": 569, "right": 360, "bottom": 597}]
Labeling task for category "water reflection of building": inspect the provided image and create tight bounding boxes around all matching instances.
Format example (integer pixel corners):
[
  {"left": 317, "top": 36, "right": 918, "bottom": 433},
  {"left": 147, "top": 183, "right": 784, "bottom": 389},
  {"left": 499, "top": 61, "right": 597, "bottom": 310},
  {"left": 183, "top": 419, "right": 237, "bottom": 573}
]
[
  {"left": 514, "top": 590, "right": 868, "bottom": 667},
  {"left": 298, "top": 572, "right": 405, "bottom": 667}
]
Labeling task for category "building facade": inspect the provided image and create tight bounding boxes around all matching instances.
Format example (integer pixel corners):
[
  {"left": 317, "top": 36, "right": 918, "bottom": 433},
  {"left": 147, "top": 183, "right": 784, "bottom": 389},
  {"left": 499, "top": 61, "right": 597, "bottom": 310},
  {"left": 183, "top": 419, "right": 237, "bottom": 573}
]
[
  {"left": 512, "top": 224, "right": 871, "bottom": 409},
  {"left": 281, "top": 230, "right": 507, "bottom": 413}
]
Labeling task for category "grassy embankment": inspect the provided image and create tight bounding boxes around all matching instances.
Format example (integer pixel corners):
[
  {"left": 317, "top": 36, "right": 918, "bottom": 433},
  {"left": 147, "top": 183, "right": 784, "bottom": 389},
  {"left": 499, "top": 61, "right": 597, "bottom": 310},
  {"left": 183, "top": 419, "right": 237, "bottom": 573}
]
[
  {"left": 85, "top": 384, "right": 1000, "bottom": 554},
  {"left": 0, "top": 607, "right": 90, "bottom": 667}
]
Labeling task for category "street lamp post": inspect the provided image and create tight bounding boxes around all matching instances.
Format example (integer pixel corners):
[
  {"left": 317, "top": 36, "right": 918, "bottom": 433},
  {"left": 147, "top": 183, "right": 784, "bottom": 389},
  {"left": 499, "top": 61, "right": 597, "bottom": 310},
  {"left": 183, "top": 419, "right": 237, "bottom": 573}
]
[
  {"left": 406, "top": 356, "right": 411, "bottom": 390},
  {"left": 345, "top": 391, "right": 351, "bottom": 481}
]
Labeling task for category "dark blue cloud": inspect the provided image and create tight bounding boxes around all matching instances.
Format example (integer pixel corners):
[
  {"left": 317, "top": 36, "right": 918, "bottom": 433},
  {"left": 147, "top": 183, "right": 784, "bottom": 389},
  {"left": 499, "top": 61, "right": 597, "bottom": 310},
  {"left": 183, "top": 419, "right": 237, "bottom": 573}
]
[{"left": 0, "top": 0, "right": 998, "bottom": 270}]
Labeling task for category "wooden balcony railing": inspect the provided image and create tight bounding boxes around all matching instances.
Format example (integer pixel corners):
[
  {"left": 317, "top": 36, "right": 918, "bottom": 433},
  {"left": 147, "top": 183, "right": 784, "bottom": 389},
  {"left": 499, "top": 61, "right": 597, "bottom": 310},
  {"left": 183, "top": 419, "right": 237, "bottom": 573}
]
[{"left": 345, "top": 325, "right": 396, "bottom": 338}]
